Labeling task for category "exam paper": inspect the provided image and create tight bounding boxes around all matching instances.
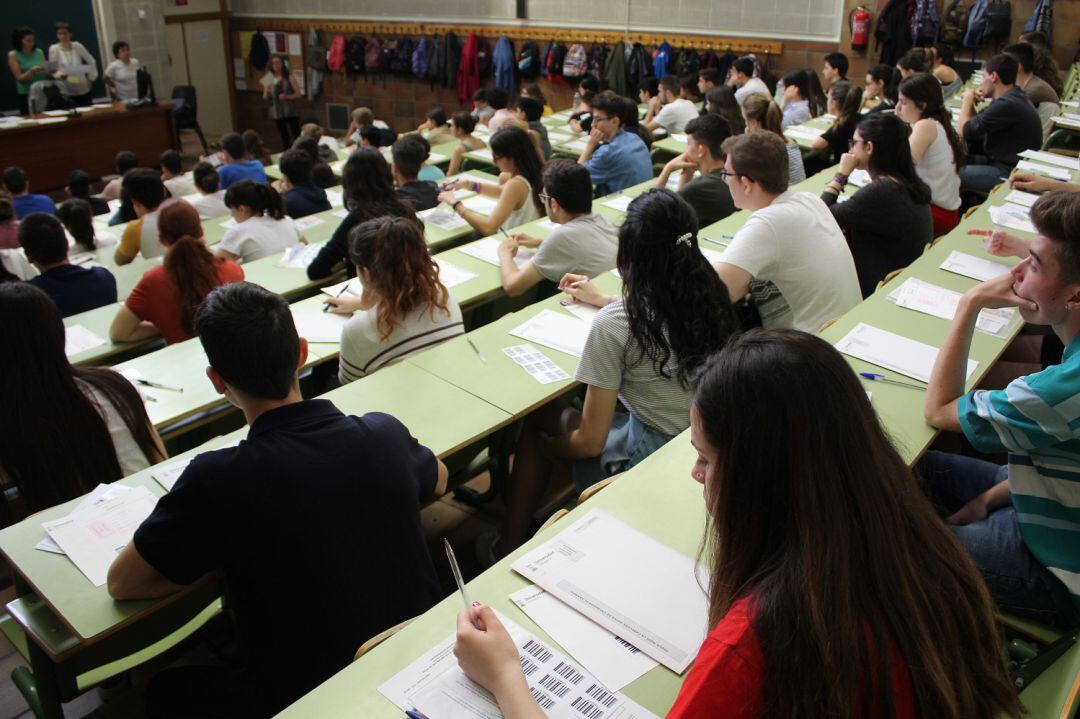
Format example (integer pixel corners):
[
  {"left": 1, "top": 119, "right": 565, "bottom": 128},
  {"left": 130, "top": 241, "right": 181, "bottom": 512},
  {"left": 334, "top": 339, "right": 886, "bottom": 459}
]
[
  {"left": 458, "top": 237, "right": 534, "bottom": 269},
  {"left": 503, "top": 344, "right": 571, "bottom": 384},
  {"left": 888, "top": 277, "right": 1015, "bottom": 335},
  {"left": 565, "top": 139, "right": 590, "bottom": 152},
  {"left": 42, "top": 486, "right": 158, "bottom": 586},
  {"left": 330, "top": 208, "right": 349, "bottom": 218},
  {"left": 470, "top": 148, "right": 494, "bottom": 161},
  {"left": 939, "top": 251, "right": 1012, "bottom": 282},
  {"left": 325, "top": 189, "right": 343, "bottom": 208},
  {"left": 510, "top": 585, "right": 658, "bottom": 692},
  {"left": 560, "top": 301, "right": 600, "bottom": 324},
  {"left": 292, "top": 310, "right": 348, "bottom": 343},
  {"left": 434, "top": 258, "right": 477, "bottom": 288},
  {"left": 276, "top": 243, "right": 321, "bottom": 269},
  {"left": 512, "top": 509, "right": 709, "bottom": 674},
  {"left": 699, "top": 247, "right": 724, "bottom": 265},
  {"left": 834, "top": 322, "right": 977, "bottom": 384},
  {"left": 669, "top": 133, "right": 688, "bottom": 143},
  {"left": 292, "top": 215, "right": 325, "bottom": 231},
  {"left": 462, "top": 194, "right": 499, "bottom": 216},
  {"left": 784, "top": 125, "right": 825, "bottom": 140},
  {"left": 379, "top": 610, "right": 658, "bottom": 719},
  {"left": 848, "top": 169, "right": 871, "bottom": 187},
  {"left": 219, "top": 217, "right": 238, "bottom": 230},
  {"left": 1015, "top": 160, "right": 1073, "bottom": 182},
  {"left": 509, "top": 309, "right": 591, "bottom": 358},
  {"left": 418, "top": 207, "right": 469, "bottom": 231},
  {"left": 65, "top": 324, "right": 107, "bottom": 356},
  {"left": 35, "top": 483, "right": 133, "bottom": 554},
  {"left": 152, "top": 437, "right": 243, "bottom": 492},
  {"left": 1017, "top": 150, "right": 1079, "bottom": 171},
  {"left": 988, "top": 204, "right": 1036, "bottom": 234},
  {"left": 320, "top": 277, "right": 362, "bottom": 298},
  {"left": 428, "top": 153, "right": 447, "bottom": 164},
  {"left": 1004, "top": 189, "right": 1040, "bottom": 208},
  {"left": 601, "top": 195, "right": 634, "bottom": 212}
]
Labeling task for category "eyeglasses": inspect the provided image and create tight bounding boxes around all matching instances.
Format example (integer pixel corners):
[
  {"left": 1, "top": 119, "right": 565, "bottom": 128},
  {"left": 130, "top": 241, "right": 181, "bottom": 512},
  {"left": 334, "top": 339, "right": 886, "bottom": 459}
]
[
  {"left": 538, "top": 192, "right": 551, "bottom": 204},
  {"left": 592, "top": 114, "right": 610, "bottom": 124},
  {"left": 718, "top": 169, "right": 753, "bottom": 183},
  {"left": 848, "top": 138, "right": 865, "bottom": 149}
]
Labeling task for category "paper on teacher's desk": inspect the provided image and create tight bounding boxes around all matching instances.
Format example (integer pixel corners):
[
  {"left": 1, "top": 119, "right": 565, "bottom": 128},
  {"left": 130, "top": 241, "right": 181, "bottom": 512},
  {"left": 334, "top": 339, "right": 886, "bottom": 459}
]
[
  {"left": 512, "top": 508, "right": 709, "bottom": 674},
  {"left": 601, "top": 195, "right": 634, "bottom": 212},
  {"left": 292, "top": 310, "right": 348, "bottom": 343},
  {"left": 509, "top": 309, "right": 591, "bottom": 358},
  {"left": 433, "top": 258, "right": 477, "bottom": 288},
  {"left": 503, "top": 344, "right": 571, "bottom": 384},
  {"left": 940, "top": 250, "right": 1012, "bottom": 282},
  {"left": 1017, "top": 149, "right": 1079, "bottom": 171},
  {"left": 417, "top": 207, "right": 468, "bottom": 231},
  {"left": 42, "top": 486, "right": 158, "bottom": 586},
  {"left": 35, "top": 484, "right": 133, "bottom": 554},
  {"left": 291, "top": 215, "right": 325, "bottom": 231},
  {"left": 320, "top": 277, "right": 362, "bottom": 298},
  {"left": 458, "top": 237, "right": 533, "bottom": 269},
  {"left": 65, "top": 324, "right": 107, "bottom": 356},
  {"left": 888, "top": 278, "right": 1015, "bottom": 335},
  {"left": 988, "top": 204, "right": 1036, "bottom": 235},
  {"left": 276, "top": 243, "right": 321, "bottom": 269},
  {"left": 1015, "top": 160, "right": 1073, "bottom": 182},
  {"left": 510, "top": 585, "right": 658, "bottom": 692},
  {"left": 834, "top": 323, "right": 978, "bottom": 384},
  {"left": 379, "top": 609, "right": 659, "bottom": 719},
  {"left": 1004, "top": 189, "right": 1040, "bottom": 208},
  {"left": 461, "top": 194, "right": 499, "bottom": 215}
]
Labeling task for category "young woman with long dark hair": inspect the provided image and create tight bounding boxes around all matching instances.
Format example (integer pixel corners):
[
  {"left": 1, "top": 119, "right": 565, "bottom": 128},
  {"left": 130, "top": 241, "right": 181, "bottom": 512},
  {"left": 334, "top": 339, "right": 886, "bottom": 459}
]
[
  {"left": 454, "top": 329, "right": 1024, "bottom": 719},
  {"left": 898, "top": 73, "right": 965, "bottom": 235},
  {"left": 487, "top": 189, "right": 738, "bottom": 560},
  {"left": 438, "top": 125, "right": 545, "bottom": 236},
  {"left": 56, "top": 198, "right": 98, "bottom": 253},
  {"left": 779, "top": 69, "right": 822, "bottom": 129},
  {"left": 1, "top": 283, "right": 165, "bottom": 520},
  {"left": 111, "top": 199, "right": 243, "bottom": 344},
  {"left": 821, "top": 112, "right": 933, "bottom": 297},
  {"left": 741, "top": 95, "right": 806, "bottom": 185},
  {"left": 863, "top": 63, "right": 900, "bottom": 113},
  {"left": 324, "top": 216, "right": 464, "bottom": 383},
  {"left": 705, "top": 85, "right": 746, "bottom": 135},
  {"left": 305, "top": 149, "right": 419, "bottom": 281},
  {"left": 808, "top": 80, "right": 864, "bottom": 175}
]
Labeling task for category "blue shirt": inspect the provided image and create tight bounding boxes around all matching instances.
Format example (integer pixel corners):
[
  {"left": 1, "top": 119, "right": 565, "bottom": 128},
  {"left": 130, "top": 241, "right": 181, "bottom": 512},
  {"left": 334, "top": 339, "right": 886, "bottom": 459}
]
[
  {"left": 12, "top": 193, "right": 56, "bottom": 219},
  {"left": 28, "top": 263, "right": 117, "bottom": 317},
  {"left": 585, "top": 130, "right": 653, "bottom": 197},
  {"left": 958, "top": 335, "right": 1080, "bottom": 611},
  {"left": 283, "top": 182, "right": 330, "bottom": 219},
  {"left": 218, "top": 160, "right": 268, "bottom": 189}
]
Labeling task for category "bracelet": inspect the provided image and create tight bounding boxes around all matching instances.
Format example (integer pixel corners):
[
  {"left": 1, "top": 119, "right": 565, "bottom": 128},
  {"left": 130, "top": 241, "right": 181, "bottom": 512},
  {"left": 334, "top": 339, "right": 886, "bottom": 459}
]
[
  {"left": 472, "top": 181, "right": 480, "bottom": 193},
  {"left": 452, "top": 200, "right": 463, "bottom": 212},
  {"left": 832, "top": 173, "right": 849, "bottom": 187}
]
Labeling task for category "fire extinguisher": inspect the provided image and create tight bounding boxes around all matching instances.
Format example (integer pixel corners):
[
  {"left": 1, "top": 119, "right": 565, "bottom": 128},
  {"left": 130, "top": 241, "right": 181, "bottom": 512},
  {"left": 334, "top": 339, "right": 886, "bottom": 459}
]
[{"left": 850, "top": 5, "right": 871, "bottom": 52}]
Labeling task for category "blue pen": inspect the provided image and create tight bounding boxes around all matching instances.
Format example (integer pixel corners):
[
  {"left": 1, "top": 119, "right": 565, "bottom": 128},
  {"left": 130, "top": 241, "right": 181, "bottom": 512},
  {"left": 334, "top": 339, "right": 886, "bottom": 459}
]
[
  {"left": 859, "top": 372, "right": 925, "bottom": 390},
  {"left": 406, "top": 710, "right": 431, "bottom": 719}
]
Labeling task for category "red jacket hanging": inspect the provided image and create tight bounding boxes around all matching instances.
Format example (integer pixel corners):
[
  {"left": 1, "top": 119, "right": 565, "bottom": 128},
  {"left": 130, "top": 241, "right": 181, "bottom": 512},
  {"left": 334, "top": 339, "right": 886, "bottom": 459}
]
[{"left": 457, "top": 32, "right": 480, "bottom": 104}]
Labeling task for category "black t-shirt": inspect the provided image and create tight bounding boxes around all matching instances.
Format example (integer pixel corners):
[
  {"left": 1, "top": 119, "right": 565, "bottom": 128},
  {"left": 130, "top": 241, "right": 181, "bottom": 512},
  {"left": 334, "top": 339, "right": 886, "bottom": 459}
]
[
  {"left": 678, "top": 169, "right": 736, "bottom": 228},
  {"left": 396, "top": 180, "right": 440, "bottom": 212},
  {"left": 133, "top": 401, "right": 442, "bottom": 716},
  {"left": 283, "top": 182, "right": 331, "bottom": 219},
  {"left": 820, "top": 116, "right": 857, "bottom": 165}
]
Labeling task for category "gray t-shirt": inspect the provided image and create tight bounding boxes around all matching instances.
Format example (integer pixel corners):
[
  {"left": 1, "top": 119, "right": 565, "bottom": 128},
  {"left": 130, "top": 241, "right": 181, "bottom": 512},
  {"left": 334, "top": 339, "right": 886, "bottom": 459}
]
[
  {"left": 678, "top": 170, "right": 736, "bottom": 228},
  {"left": 531, "top": 213, "right": 619, "bottom": 283},
  {"left": 1023, "top": 75, "right": 1059, "bottom": 106},
  {"left": 575, "top": 300, "right": 692, "bottom": 436}
]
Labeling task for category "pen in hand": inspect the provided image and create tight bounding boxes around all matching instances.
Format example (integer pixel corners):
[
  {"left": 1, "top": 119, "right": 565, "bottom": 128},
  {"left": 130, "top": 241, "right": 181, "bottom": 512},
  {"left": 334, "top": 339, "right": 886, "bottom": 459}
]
[{"left": 323, "top": 284, "right": 350, "bottom": 312}]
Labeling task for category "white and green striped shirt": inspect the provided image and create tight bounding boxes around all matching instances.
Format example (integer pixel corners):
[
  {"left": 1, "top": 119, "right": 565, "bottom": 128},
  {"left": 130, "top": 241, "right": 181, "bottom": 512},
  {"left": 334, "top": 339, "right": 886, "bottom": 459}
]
[{"left": 959, "top": 337, "right": 1080, "bottom": 610}]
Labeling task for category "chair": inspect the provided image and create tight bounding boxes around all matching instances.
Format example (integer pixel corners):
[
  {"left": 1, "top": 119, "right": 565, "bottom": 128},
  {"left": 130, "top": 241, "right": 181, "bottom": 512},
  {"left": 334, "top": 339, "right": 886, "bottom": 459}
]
[
  {"left": 1037, "top": 102, "right": 1062, "bottom": 141},
  {"left": 537, "top": 508, "right": 569, "bottom": 533},
  {"left": 577, "top": 473, "right": 621, "bottom": 505},
  {"left": 353, "top": 617, "right": 415, "bottom": 661},
  {"left": 170, "top": 85, "right": 208, "bottom": 154},
  {"left": 875, "top": 268, "right": 905, "bottom": 293}
]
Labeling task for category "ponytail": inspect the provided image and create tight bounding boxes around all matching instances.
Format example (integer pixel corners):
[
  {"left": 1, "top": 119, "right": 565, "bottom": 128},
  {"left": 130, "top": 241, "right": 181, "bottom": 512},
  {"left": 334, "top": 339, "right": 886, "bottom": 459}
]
[
  {"left": 829, "top": 81, "right": 863, "bottom": 127},
  {"left": 743, "top": 94, "right": 784, "bottom": 139},
  {"left": 899, "top": 73, "right": 966, "bottom": 171},
  {"left": 159, "top": 199, "right": 221, "bottom": 335},
  {"left": 56, "top": 198, "right": 96, "bottom": 252},
  {"left": 224, "top": 180, "right": 286, "bottom": 220}
]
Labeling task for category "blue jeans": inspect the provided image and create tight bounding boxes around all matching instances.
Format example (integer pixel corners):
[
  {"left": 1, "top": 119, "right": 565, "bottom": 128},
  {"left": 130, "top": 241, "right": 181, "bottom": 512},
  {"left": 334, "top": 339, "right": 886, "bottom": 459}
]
[
  {"left": 572, "top": 413, "right": 673, "bottom": 493},
  {"left": 918, "top": 451, "right": 1080, "bottom": 629},
  {"left": 959, "top": 156, "right": 1011, "bottom": 195}
]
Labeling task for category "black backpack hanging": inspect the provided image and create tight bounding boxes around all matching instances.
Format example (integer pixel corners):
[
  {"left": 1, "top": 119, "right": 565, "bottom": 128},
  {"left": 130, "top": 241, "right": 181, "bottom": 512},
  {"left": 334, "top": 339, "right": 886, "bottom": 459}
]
[
  {"left": 519, "top": 40, "right": 541, "bottom": 80},
  {"left": 249, "top": 29, "right": 270, "bottom": 71},
  {"left": 346, "top": 35, "right": 366, "bottom": 75}
]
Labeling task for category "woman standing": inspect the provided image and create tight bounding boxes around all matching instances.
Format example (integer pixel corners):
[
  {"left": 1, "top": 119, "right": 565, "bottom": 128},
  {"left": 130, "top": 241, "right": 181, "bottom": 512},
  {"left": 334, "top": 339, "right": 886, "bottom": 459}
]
[
  {"left": 48, "top": 22, "right": 98, "bottom": 106},
  {"left": 8, "top": 27, "right": 46, "bottom": 115},
  {"left": 264, "top": 55, "right": 301, "bottom": 150},
  {"left": 103, "top": 41, "right": 139, "bottom": 101}
]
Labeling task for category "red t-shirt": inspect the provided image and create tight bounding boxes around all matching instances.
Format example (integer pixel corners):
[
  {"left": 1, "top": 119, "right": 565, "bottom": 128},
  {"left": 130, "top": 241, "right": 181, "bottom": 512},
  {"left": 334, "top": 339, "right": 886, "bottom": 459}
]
[
  {"left": 126, "top": 261, "right": 244, "bottom": 344},
  {"left": 666, "top": 597, "right": 915, "bottom": 718}
]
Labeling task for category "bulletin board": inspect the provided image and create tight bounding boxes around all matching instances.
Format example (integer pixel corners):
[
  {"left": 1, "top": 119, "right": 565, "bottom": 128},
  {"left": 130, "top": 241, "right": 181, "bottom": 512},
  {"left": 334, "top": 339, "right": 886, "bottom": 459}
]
[{"left": 231, "top": 30, "right": 305, "bottom": 94}]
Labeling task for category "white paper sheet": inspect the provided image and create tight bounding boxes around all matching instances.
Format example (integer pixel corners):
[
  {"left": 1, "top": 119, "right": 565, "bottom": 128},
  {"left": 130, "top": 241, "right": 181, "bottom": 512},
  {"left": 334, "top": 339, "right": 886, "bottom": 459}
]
[
  {"left": 783, "top": 125, "right": 825, "bottom": 139},
  {"left": 292, "top": 309, "right": 348, "bottom": 342},
  {"left": 458, "top": 237, "right": 533, "bottom": 269},
  {"left": 502, "top": 344, "right": 570, "bottom": 384},
  {"left": 35, "top": 484, "right": 133, "bottom": 554},
  {"left": 560, "top": 300, "right": 600, "bottom": 324},
  {"left": 42, "top": 486, "right": 158, "bottom": 586},
  {"left": 509, "top": 309, "right": 591, "bottom": 358},
  {"left": 461, "top": 194, "right": 499, "bottom": 216},
  {"left": 330, "top": 208, "right": 349, "bottom": 218},
  {"left": 887, "top": 277, "right": 1015, "bottom": 335},
  {"left": 325, "top": 189, "right": 344, "bottom": 208},
  {"left": 320, "top": 277, "right": 362, "bottom": 298},
  {"left": 418, "top": 207, "right": 469, "bottom": 231},
  {"left": 65, "top": 324, "right": 107, "bottom": 356},
  {"left": 469, "top": 147, "right": 494, "bottom": 161},
  {"left": 427, "top": 152, "right": 447, "bottom": 164},
  {"left": 939, "top": 250, "right": 1012, "bottom": 282},
  {"left": 510, "top": 585, "right": 658, "bottom": 692},
  {"left": 1015, "top": 160, "right": 1073, "bottom": 182},
  {"left": 1004, "top": 189, "right": 1040, "bottom": 208},
  {"left": 848, "top": 169, "right": 871, "bottom": 187},
  {"left": 276, "top": 243, "right": 321, "bottom": 269},
  {"left": 433, "top": 258, "right": 477, "bottom": 288},
  {"left": 601, "top": 195, "right": 633, "bottom": 212},
  {"left": 379, "top": 610, "right": 658, "bottom": 719},
  {"left": 565, "top": 139, "right": 590, "bottom": 152},
  {"left": 219, "top": 217, "right": 238, "bottom": 230},
  {"left": 292, "top": 215, "right": 325, "bottom": 231},
  {"left": 834, "top": 322, "right": 978, "bottom": 384},
  {"left": 989, "top": 203, "right": 1036, "bottom": 234},
  {"left": 668, "top": 133, "right": 688, "bottom": 143},
  {"left": 512, "top": 509, "right": 709, "bottom": 674},
  {"left": 1017, "top": 150, "right": 1079, "bottom": 170}
]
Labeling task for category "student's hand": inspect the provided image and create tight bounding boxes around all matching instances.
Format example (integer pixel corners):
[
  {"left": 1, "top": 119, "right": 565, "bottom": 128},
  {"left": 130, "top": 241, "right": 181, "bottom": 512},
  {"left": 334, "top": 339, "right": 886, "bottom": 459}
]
[
  {"left": 587, "top": 128, "right": 605, "bottom": 147},
  {"left": 947, "top": 495, "right": 990, "bottom": 526},
  {"left": 961, "top": 89, "right": 979, "bottom": 107},
  {"left": 838, "top": 152, "right": 859, "bottom": 176},
  {"left": 664, "top": 153, "right": 698, "bottom": 175},
  {"left": 440, "top": 178, "right": 464, "bottom": 192},
  {"left": 963, "top": 272, "right": 1036, "bottom": 312},
  {"left": 648, "top": 95, "right": 662, "bottom": 112},
  {"left": 512, "top": 232, "right": 542, "bottom": 249},
  {"left": 560, "top": 274, "right": 608, "bottom": 307},
  {"left": 453, "top": 605, "right": 526, "bottom": 697},
  {"left": 1009, "top": 171, "right": 1056, "bottom": 193},
  {"left": 984, "top": 230, "right": 1029, "bottom": 259},
  {"left": 569, "top": 119, "right": 583, "bottom": 133},
  {"left": 323, "top": 293, "right": 365, "bottom": 315},
  {"left": 498, "top": 235, "right": 518, "bottom": 257},
  {"left": 438, "top": 189, "right": 458, "bottom": 207}
]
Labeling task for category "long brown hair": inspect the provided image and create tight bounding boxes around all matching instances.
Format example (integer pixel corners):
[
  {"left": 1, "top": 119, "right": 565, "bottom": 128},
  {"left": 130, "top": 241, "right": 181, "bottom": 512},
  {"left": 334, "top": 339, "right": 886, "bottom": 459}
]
[
  {"left": 692, "top": 329, "right": 1022, "bottom": 719},
  {"left": 741, "top": 94, "right": 784, "bottom": 138},
  {"left": 160, "top": 199, "right": 223, "bottom": 336},
  {"left": 899, "top": 72, "right": 967, "bottom": 171},
  {"left": 0, "top": 284, "right": 163, "bottom": 519},
  {"left": 347, "top": 216, "right": 450, "bottom": 341}
]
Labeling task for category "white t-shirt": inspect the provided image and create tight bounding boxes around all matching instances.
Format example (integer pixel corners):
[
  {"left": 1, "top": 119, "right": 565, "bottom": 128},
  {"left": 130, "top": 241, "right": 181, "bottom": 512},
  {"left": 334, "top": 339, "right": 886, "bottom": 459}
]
[
  {"left": 735, "top": 77, "right": 770, "bottom": 106},
  {"left": 655, "top": 98, "right": 699, "bottom": 133},
  {"left": 185, "top": 191, "right": 228, "bottom": 220},
  {"left": 164, "top": 175, "right": 197, "bottom": 199},
  {"left": 720, "top": 190, "right": 860, "bottom": 332},
  {"left": 48, "top": 41, "right": 98, "bottom": 97},
  {"left": 0, "top": 248, "right": 37, "bottom": 280},
  {"left": 219, "top": 215, "right": 301, "bottom": 263},
  {"left": 339, "top": 296, "right": 464, "bottom": 383},
  {"left": 104, "top": 58, "right": 140, "bottom": 101},
  {"left": 135, "top": 210, "right": 163, "bottom": 259},
  {"left": 78, "top": 379, "right": 152, "bottom": 477},
  {"left": 916, "top": 120, "right": 962, "bottom": 211}
]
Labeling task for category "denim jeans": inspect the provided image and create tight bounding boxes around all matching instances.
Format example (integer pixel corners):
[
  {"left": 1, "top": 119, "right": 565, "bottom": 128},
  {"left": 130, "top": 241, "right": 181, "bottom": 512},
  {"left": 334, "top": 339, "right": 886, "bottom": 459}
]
[
  {"left": 959, "top": 156, "right": 1011, "bottom": 195},
  {"left": 918, "top": 451, "right": 1080, "bottom": 629}
]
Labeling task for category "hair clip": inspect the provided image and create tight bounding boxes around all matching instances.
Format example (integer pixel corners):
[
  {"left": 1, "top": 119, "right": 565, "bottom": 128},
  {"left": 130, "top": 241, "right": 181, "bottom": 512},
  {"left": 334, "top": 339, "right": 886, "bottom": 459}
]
[{"left": 676, "top": 232, "right": 693, "bottom": 247}]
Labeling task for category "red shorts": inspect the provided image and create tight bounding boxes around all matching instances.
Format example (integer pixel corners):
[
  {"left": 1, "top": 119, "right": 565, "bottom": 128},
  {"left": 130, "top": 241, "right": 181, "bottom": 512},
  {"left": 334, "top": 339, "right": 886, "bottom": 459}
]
[{"left": 931, "top": 203, "right": 960, "bottom": 236}]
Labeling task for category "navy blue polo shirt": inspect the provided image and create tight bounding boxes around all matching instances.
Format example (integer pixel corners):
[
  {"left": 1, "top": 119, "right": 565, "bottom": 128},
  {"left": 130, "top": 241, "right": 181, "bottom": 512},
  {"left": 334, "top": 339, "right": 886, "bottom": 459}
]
[
  {"left": 29, "top": 264, "right": 117, "bottom": 317},
  {"left": 283, "top": 182, "right": 331, "bottom": 219},
  {"left": 217, "top": 160, "right": 268, "bottom": 189},
  {"left": 133, "top": 401, "right": 442, "bottom": 716},
  {"left": 12, "top": 193, "right": 56, "bottom": 219}
]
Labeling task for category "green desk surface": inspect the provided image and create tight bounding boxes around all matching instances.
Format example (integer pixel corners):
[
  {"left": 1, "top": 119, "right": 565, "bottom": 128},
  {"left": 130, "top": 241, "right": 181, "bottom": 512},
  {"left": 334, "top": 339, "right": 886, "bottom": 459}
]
[{"left": 463, "top": 146, "right": 496, "bottom": 166}]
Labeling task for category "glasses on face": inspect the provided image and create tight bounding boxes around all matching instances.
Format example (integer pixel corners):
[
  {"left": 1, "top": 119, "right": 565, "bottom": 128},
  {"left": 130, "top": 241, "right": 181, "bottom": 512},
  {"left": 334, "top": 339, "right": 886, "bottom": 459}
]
[
  {"left": 592, "top": 114, "right": 610, "bottom": 124},
  {"left": 848, "top": 138, "right": 865, "bottom": 150},
  {"left": 718, "top": 169, "right": 752, "bottom": 183},
  {"left": 538, "top": 192, "right": 551, "bottom": 204}
]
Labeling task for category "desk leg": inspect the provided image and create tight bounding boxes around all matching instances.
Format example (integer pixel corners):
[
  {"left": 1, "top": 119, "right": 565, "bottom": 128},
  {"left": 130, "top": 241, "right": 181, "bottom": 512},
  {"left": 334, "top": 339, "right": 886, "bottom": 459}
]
[
  {"left": 452, "top": 424, "right": 514, "bottom": 506},
  {"left": 24, "top": 640, "right": 64, "bottom": 719}
]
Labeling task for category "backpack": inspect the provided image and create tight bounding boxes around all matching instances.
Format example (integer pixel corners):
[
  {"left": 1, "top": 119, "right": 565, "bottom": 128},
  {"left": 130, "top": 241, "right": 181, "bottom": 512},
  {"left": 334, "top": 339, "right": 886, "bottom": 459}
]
[
  {"left": 412, "top": 37, "right": 431, "bottom": 77},
  {"left": 518, "top": 41, "right": 540, "bottom": 79},
  {"left": 700, "top": 50, "right": 719, "bottom": 69},
  {"left": 1025, "top": 0, "right": 1053, "bottom": 38},
  {"left": 391, "top": 37, "right": 414, "bottom": 75},
  {"left": 547, "top": 41, "right": 566, "bottom": 78},
  {"left": 984, "top": 1, "right": 1012, "bottom": 44},
  {"left": 477, "top": 37, "right": 493, "bottom": 77},
  {"left": 540, "top": 41, "right": 554, "bottom": 77},
  {"left": 427, "top": 36, "right": 443, "bottom": 81},
  {"left": 940, "top": 0, "right": 969, "bottom": 46},
  {"left": 326, "top": 34, "right": 347, "bottom": 73},
  {"left": 305, "top": 29, "right": 328, "bottom": 73},
  {"left": 563, "top": 43, "right": 587, "bottom": 78},
  {"left": 586, "top": 44, "right": 608, "bottom": 77},
  {"left": 364, "top": 37, "right": 382, "bottom": 72},
  {"left": 911, "top": 0, "right": 941, "bottom": 47},
  {"left": 674, "top": 48, "right": 700, "bottom": 78},
  {"left": 345, "top": 36, "right": 366, "bottom": 74},
  {"left": 249, "top": 30, "right": 270, "bottom": 71}
]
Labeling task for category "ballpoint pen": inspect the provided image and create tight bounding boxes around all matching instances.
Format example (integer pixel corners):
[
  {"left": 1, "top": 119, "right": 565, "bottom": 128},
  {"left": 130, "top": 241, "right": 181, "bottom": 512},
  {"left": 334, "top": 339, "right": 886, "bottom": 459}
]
[
  {"left": 466, "top": 337, "right": 487, "bottom": 364},
  {"left": 324, "top": 284, "right": 350, "bottom": 312},
  {"left": 859, "top": 372, "right": 926, "bottom": 390},
  {"left": 445, "top": 539, "right": 481, "bottom": 628},
  {"left": 136, "top": 378, "right": 183, "bottom": 392}
]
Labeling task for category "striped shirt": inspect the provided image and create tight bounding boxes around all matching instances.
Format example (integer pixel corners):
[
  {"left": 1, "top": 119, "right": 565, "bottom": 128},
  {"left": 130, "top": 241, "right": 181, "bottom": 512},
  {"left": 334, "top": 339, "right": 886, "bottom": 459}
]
[
  {"left": 338, "top": 296, "right": 464, "bottom": 384},
  {"left": 575, "top": 300, "right": 691, "bottom": 437},
  {"left": 958, "top": 336, "right": 1080, "bottom": 610}
]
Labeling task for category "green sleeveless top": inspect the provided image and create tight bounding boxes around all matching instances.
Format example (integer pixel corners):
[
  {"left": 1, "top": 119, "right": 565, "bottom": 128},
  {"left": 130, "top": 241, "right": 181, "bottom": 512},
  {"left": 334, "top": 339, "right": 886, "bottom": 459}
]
[{"left": 13, "top": 48, "right": 45, "bottom": 94}]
